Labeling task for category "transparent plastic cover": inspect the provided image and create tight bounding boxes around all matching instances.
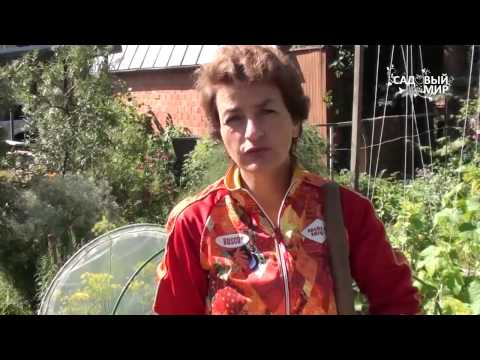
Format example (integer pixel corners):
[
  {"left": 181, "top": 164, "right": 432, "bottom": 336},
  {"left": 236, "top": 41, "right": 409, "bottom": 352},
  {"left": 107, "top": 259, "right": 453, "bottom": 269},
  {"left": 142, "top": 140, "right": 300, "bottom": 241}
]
[{"left": 39, "top": 224, "right": 166, "bottom": 315}]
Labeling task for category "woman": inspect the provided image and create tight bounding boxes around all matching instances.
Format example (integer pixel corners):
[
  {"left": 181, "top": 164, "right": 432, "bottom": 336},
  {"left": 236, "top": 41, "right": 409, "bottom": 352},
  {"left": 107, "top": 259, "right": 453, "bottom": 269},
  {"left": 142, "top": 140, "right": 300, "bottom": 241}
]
[{"left": 153, "top": 45, "right": 421, "bottom": 315}]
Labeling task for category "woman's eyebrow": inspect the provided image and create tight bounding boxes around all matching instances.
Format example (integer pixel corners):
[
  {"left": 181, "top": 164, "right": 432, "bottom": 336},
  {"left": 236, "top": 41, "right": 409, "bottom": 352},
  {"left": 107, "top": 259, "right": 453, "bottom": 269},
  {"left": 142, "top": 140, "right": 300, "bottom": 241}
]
[
  {"left": 255, "top": 98, "right": 275, "bottom": 108},
  {"left": 222, "top": 98, "right": 275, "bottom": 117},
  {"left": 222, "top": 107, "right": 241, "bottom": 117}
]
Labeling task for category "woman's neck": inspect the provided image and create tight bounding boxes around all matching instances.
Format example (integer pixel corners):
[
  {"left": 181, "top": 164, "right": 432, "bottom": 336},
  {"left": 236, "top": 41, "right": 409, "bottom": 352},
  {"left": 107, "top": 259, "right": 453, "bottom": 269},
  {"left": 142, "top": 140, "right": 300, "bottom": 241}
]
[{"left": 239, "top": 161, "right": 294, "bottom": 224}]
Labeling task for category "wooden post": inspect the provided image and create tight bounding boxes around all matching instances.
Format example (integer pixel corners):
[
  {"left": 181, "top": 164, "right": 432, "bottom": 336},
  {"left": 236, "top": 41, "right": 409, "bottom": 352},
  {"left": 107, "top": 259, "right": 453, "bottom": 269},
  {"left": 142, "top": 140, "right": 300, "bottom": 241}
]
[
  {"left": 329, "top": 125, "right": 335, "bottom": 180},
  {"left": 350, "top": 45, "right": 365, "bottom": 191}
]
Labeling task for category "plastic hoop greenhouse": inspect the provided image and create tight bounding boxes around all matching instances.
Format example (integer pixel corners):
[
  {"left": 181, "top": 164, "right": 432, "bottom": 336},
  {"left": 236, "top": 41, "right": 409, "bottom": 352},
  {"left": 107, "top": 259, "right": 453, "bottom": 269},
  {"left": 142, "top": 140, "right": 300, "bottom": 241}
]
[{"left": 38, "top": 224, "right": 166, "bottom": 315}]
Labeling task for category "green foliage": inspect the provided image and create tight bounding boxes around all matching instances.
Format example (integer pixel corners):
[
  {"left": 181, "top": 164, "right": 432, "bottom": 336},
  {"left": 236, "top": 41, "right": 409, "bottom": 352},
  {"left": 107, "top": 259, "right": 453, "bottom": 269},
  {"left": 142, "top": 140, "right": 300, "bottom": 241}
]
[
  {"left": 334, "top": 152, "right": 480, "bottom": 314},
  {"left": 0, "top": 173, "right": 119, "bottom": 304},
  {"left": 0, "top": 127, "right": 8, "bottom": 154},
  {"left": 295, "top": 124, "right": 328, "bottom": 176},
  {"left": 0, "top": 272, "right": 32, "bottom": 315},
  {"left": 4, "top": 45, "right": 188, "bottom": 225},
  {"left": 91, "top": 214, "right": 124, "bottom": 237},
  {"left": 387, "top": 155, "right": 480, "bottom": 314},
  {"left": 18, "top": 175, "right": 118, "bottom": 252},
  {"left": 0, "top": 67, "right": 16, "bottom": 110},
  {"left": 35, "top": 254, "right": 60, "bottom": 304},
  {"left": 469, "top": 279, "right": 480, "bottom": 314},
  {"left": 456, "top": 97, "right": 480, "bottom": 124},
  {"left": 329, "top": 45, "right": 354, "bottom": 79},
  {"left": 322, "top": 90, "right": 334, "bottom": 109},
  {"left": 335, "top": 170, "right": 404, "bottom": 226},
  {"left": 0, "top": 177, "right": 38, "bottom": 302},
  {"left": 179, "top": 138, "right": 229, "bottom": 198},
  {"left": 95, "top": 99, "right": 182, "bottom": 224},
  {"left": 433, "top": 96, "right": 479, "bottom": 163},
  {"left": 161, "top": 113, "right": 193, "bottom": 140},
  {"left": 4, "top": 45, "right": 123, "bottom": 175}
]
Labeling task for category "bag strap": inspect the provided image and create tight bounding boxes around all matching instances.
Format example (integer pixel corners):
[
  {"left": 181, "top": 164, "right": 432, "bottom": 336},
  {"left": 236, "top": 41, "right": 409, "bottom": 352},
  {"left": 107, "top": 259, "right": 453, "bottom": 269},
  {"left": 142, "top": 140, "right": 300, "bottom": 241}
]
[{"left": 324, "top": 182, "right": 355, "bottom": 315}]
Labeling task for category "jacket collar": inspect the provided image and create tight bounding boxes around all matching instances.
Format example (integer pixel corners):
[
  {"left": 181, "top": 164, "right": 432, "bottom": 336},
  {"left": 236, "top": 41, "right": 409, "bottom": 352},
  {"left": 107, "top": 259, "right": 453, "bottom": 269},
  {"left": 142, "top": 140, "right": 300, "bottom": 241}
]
[{"left": 223, "top": 162, "right": 314, "bottom": 192}]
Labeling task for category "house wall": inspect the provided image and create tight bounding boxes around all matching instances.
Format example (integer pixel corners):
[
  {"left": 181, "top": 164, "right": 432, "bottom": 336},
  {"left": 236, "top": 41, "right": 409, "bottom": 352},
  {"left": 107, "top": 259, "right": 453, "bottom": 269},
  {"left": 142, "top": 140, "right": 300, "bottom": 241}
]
[
  {"left": 292, "top": 48, "right": 331, "bottom": 138},
  {"left": 115, "top": 68, "right": 209, "bottom": 137}
]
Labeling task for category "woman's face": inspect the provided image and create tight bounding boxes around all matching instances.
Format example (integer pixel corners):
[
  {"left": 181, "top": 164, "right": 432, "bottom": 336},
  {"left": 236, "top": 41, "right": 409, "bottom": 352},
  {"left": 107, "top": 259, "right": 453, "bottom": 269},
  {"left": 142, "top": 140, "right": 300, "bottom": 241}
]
[{"left": 216, "top": 81, "right": 300, "bottom": 175}]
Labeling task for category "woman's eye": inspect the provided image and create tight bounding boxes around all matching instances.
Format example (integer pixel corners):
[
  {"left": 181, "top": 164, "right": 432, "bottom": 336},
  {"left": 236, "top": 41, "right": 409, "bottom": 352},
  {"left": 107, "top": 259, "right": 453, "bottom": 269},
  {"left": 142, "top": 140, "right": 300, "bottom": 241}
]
[
  {"left": 261, "top": 109, "right": 276, "bottom": 115},
  {"left": 225, "top": 115, "right": 241, "bottom": 124}
]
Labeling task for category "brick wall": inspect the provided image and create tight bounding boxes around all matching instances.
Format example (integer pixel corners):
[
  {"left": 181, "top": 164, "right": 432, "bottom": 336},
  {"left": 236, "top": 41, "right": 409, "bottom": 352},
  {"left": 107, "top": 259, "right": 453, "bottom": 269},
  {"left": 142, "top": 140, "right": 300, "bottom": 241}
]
[{"left": 115, "top": 68, "right": 209, "bottom": 137}]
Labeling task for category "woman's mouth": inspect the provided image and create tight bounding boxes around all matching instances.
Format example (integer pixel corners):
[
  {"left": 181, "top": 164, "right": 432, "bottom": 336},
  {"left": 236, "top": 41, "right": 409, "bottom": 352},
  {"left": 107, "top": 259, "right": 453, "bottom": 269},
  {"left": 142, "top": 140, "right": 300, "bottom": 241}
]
[{"left": 244, "top": 147, "right": 270, "bottom": 155}]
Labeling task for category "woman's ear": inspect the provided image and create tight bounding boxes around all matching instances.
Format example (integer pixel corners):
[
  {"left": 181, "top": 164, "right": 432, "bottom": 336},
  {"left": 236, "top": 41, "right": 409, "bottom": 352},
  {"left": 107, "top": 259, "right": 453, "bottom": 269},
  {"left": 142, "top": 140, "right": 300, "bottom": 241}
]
[{"left": 292, "top": 122, "right": 301, "bottom": 139}]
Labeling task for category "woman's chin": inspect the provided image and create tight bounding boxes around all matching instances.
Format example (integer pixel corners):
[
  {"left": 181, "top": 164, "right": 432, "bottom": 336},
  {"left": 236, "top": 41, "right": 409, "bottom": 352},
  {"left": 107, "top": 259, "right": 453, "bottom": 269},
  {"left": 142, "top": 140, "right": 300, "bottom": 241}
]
[
  {"left": 239, "top": 161, "right": 277, "bottom": 174},
  {"left": 236, "top": 154, "right": 290, "bottom": 174}
]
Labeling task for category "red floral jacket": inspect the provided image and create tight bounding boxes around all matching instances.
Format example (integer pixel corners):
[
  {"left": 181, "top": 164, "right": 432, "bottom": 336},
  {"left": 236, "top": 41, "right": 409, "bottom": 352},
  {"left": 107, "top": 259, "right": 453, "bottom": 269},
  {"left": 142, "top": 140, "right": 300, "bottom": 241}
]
[{"left": 153, "top": 165, "right": 421, "bottom": 315}]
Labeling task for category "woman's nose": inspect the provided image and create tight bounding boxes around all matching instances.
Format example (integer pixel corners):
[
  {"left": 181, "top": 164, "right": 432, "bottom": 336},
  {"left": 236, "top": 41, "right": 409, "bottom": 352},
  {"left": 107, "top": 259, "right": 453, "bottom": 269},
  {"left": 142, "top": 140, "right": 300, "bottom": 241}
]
[{"left": 244, "top": 118, "right": 264, "bottom": 141}]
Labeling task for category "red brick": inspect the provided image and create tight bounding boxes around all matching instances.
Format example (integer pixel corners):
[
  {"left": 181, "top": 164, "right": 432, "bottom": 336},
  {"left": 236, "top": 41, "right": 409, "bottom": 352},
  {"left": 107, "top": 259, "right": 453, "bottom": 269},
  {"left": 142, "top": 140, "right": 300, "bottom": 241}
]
[{"left": 116, "top": 70, "right": 211, "bottom": 134}]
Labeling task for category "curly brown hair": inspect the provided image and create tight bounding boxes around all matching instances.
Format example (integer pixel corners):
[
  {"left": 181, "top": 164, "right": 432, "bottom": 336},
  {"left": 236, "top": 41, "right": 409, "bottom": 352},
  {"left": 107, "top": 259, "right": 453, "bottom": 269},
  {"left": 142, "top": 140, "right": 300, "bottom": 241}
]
[{"left": 194, "top": 45, "right": 310, "bottom": 141}]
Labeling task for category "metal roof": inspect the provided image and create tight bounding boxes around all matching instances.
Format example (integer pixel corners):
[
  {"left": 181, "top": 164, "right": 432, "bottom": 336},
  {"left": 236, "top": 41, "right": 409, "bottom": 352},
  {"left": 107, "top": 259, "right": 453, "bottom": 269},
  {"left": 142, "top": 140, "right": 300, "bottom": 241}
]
[
  {"left": 0, "top": 45, "right": 56, "bottom": 60},
  {"left": 289, "top": 45, "right": 325, "bottom": 52},
  {"left": 108, "top": 45, "right": 221, "bottom": 72},
  {"left": 0, "top": 45, "right": 122, "bottom": 65}
]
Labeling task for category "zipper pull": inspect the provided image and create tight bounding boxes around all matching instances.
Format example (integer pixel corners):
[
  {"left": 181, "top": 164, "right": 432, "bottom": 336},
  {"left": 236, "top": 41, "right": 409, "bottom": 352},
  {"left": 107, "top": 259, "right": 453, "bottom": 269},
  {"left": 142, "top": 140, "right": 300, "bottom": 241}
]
[{"left": 273, "top": 227, "right": 283, "bottom": 243}]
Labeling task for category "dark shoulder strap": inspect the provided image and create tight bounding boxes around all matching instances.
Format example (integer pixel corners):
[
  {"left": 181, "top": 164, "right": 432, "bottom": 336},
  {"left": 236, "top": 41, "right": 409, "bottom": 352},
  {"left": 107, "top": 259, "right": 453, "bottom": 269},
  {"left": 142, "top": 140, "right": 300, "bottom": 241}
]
[{"left": 324, "top": 182, "right": 355, "bottom": 315}]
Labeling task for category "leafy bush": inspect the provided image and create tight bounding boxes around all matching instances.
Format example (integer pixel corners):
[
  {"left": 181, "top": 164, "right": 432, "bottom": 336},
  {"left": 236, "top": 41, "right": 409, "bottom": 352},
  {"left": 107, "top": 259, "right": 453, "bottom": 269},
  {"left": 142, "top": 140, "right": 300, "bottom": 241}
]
[
  {"left": 0, "top": 177, "right": 38, "bottom": 302},
  {"left": 387, "top": 155, "right": 480, "bottom": 314},
  {"left": 295, "top": 124, "right": 328, "bottom": 176},
  {"left": 0, "top": 272, "right": 32, "bottom": 315},
  {"left": 5, "top": 45, "right": 124, "bottom": 175},
  {"left": 35, "top": 254, "right": 60, "bottom": 306},
  {"left": 0, "top": 67, "right": 16, "bottom": 110},
  {"left": 334, "top": 150, "right": 480, "bottom": 314},
  {"left": 179, "top": 138, "right": 229, "bottom": 198},
  {"left": 95, "top": 99, "right": 183, "bottom": 224},
  {"left": 0, "top": 174, "right": 120, "bottom": 304},
  {"left": 334, "top": 169, "right": 404, "bottom": 226},
  {"left": 433, "top": 96, "right": 479, "bottom": 165},
  {"left": 4, "top": 45, "right": 189, "bottom": 225}
]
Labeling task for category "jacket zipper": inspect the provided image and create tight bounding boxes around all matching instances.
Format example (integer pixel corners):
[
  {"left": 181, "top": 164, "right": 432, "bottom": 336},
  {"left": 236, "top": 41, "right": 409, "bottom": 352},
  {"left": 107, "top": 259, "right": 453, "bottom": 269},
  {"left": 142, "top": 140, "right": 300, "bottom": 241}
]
[{"left": 242, "top": 181, "right": 295, "bottom": 315}]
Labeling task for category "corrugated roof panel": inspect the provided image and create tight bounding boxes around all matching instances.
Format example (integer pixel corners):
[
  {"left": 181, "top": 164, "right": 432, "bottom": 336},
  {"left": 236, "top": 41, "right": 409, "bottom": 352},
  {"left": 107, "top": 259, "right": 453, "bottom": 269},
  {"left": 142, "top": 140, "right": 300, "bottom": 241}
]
[
  {"left": 118, "top": 45, "right": 138, "bottom": 70},
  {"left": 108, "top": 45, "right": 225, "bottom": 72},
  {"left": 154, "top": 45, "right": 174, "bottom": 68},
  {"left": 109, "top": 47, "right": 125, "bottom": 71},
  {"left": 182, "top": 45, "right": 203, "bottom": 66},
  {"left": 142, "top": 45, "right": 162, "bottom": 68},
  {"left": 168, "top": 45, "right": 188, "bottom": 67},
  {"left": 197, "top": 45, "right": 220, "bottom": 64},
  {"left": 129, "top": 45, "right": 150, "bottom": 69}
]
